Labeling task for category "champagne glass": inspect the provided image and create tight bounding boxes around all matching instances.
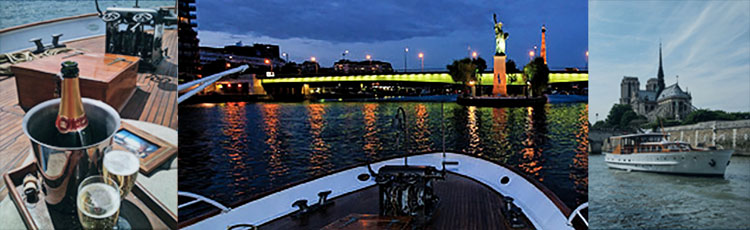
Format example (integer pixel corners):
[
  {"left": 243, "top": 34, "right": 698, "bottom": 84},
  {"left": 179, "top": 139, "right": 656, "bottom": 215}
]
[
  {"left": 102, "top": 150, "right": 140, "bottom": 199},
  {"left": 77, "top": 176, "right": 120, "bottom": 230}
]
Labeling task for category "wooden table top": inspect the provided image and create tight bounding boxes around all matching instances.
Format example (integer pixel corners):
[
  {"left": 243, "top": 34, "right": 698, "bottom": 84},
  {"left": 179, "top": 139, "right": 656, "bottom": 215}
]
[{"left": 12, "top": 52, "right": 140, "bottom": 83}]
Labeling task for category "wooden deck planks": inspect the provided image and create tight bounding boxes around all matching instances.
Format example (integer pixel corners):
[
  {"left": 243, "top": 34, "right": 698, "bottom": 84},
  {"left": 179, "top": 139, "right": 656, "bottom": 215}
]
[
  {"left": 0, "top": 29, "right": 178, "bottom": 200},
  {"left": 261, "top": 173, "right": 535, "bottom": 230}
]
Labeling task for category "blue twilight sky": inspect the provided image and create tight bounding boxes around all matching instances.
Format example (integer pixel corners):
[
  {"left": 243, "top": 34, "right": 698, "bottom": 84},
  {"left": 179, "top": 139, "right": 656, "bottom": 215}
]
[
  {"left": 195, "top": 0, "right": 588, "bottom": 71},
  {"left": 589, "top": 1, "right": 750, "bottom": 124}
]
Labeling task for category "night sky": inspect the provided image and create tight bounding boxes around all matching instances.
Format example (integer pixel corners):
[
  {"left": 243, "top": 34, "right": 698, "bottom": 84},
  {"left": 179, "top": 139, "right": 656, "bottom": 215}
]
[
  {"left": 589, "top": 1, "right": 750, "bottom": 123},
  {"left": 195, "top": 0, "right": 587, "bottom": 71}
]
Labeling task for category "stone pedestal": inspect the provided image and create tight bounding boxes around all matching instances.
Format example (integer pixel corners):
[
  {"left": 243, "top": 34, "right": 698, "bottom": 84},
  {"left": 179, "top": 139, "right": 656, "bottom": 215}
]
[{"left": 492, "top": 55, "right": 507, "bottom": 96}]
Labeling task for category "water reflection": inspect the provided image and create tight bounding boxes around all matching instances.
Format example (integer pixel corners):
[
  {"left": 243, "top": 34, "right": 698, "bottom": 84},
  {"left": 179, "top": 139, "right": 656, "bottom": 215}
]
[
  {"left": 362, "top": 103, "right": 381, "bottom": 159},
  {"left": 518, "top": 106, "right": 547, "bottom": 180},
  {"left": 307, "top": 103, "right": 333, "bottom": 174},
  {"left": 571, "top": 104, "right": 589, "bottom": 204},
  {"left": 261, "top": 104, "right": 289, "bottom": 181},
  {"left": 220, "top": 102, "right": 249, "bottom": 197},
  {"left": 464, "top": 106, "right": 482, "bottom": 155},
  {"left": 412, "top": 104, "right": 432, "bottom": 153}
]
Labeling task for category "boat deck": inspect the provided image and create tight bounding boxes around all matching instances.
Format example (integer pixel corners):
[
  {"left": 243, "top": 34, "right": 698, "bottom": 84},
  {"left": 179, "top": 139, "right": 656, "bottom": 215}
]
[
  {"left": 0, "top": 29, "right": 177, "bottom": 200},
  {"left": 261, "top": 173, "right": 535, "bottom": 230}
]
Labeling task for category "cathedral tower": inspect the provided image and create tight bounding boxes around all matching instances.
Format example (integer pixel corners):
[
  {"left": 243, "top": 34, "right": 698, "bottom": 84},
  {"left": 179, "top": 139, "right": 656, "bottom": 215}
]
[{"left": 657, "top": 43, "right": 665, "bottom": 96}]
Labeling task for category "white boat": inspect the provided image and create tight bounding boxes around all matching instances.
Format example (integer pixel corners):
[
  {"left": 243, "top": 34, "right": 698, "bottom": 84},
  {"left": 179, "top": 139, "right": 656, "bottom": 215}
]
[
  {"left": 179, "top": 152, "right": 589, "bottom": 229},
  {"left": 604, "top": 133, "right": 733, "bottom": 176}
]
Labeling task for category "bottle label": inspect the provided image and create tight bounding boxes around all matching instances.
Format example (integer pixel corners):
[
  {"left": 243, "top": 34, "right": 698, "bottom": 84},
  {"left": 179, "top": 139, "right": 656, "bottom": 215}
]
[{"left": 55, "top": 115, "right": 89, "bottom": 133}]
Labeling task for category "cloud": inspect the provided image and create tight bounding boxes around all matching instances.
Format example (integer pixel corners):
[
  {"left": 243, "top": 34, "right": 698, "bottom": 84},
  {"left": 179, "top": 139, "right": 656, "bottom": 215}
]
[{"left": 195, "top": 0, "right": 588, "bottom": 68}]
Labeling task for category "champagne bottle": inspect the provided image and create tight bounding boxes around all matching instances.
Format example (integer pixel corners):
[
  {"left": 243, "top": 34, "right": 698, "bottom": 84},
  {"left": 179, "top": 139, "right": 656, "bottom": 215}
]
[{"left": 55, "top": 61, "right": 92, "bottom": 147}]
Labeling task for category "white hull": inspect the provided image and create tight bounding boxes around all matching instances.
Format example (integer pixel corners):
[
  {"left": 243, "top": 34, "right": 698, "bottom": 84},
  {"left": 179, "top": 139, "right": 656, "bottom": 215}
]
[
  {"left": 604, "top": 150, "right": 733, "bottom": 176},
  {"left": 183, "top": 152, "right": 573, "bottom": 230}
]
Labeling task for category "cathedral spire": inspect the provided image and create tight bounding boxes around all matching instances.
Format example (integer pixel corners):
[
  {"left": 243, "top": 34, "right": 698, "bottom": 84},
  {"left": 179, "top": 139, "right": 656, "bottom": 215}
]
[{"left": 657, "top": 42, "right": 665, "bottom": 96}]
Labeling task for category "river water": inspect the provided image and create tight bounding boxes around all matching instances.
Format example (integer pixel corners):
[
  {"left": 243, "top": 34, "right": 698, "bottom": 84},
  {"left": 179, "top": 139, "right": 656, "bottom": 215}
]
[
  {"left": 178, "top": 101, "right": 588, "bottom": 221},
  {"left": 589, "top": 154, "right": 750, "bottom": 229}
]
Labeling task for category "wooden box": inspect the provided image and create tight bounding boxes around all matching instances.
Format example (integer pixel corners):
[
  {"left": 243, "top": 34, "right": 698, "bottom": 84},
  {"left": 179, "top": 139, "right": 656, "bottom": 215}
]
[{"left": 11, "top": 52, "right": 140, "bottom": 111}]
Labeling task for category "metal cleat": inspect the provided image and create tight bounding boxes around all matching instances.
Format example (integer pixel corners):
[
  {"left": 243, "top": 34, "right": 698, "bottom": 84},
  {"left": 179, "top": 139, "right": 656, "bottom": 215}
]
[
  {"left": 317, "top": 190, "right": 332, "bottom": 206},
  {"left": 51, "top": 34, "right": 65, "bottom": 48},
  {"left": 291, "top": 199, "right": 310, "bottom": 218},
  {"left": 29, "top": 38, "right": 45, "bottom": 54},
  {"left": 509, "top": 204, "right": 526, "bottom": 228}
]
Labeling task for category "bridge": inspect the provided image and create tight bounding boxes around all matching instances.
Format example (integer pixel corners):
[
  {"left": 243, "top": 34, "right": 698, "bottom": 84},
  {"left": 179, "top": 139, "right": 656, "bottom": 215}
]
[
  {"left": 261, "top": 71, "right": 587, "bottom": 85},
  {"left": 259, "top": 71, "right": 587, "bottom": 96}
]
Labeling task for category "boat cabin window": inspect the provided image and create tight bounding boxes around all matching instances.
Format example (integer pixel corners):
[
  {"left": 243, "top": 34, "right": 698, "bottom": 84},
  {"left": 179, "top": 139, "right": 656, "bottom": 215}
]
[
  {"left": 680, "top": 144, "right": 691, "bottom": 151},
  {"left": 667, "top": 144, "right": 680, "bottom": 151}
]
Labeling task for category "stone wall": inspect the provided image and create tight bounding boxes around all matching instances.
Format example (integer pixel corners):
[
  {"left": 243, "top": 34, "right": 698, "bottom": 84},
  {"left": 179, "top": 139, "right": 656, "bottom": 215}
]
[
  {"left": 662, "top": 120, "right": 750, "bottom": 156},
  {"left": 589, "top": 129, "right": 625, "bottom": 154}
]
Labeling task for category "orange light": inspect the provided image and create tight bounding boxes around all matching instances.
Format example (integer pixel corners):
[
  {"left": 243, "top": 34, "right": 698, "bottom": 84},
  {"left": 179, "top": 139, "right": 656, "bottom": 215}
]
[
  {"left": 311, "top": 57, "right": 317, "bottom": 62},
  {"left": 264, "top": 59, "right": 270, "bottom": 64},
  {"left": 471, "top": 51, "right": 477, "bottom": 58},
  {"left": 226, "top": 63, "right": 231, "bottom": 68},
  {"left": 586, "top": 51, "right": 589, "bottom": 57},
  {"left": 238, "top": 84, "right": 242, "bottom": 88},
  {"left": 529, "top": 51, "right": 535, "bottom": 57},
  {"left": 418, "top": 52, "right": 424, "bottom": 58},
  {"left": 366, "top": 54, "right": 371, "bottom": 60}
]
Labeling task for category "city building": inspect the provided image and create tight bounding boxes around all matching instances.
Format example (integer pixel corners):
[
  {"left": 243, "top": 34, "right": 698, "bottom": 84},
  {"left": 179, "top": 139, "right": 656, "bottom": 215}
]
[
  {"left": 620, "top": 44, "right": 694, "bottom": 121},
  {"left": 334, "top": 59, "right": 394, "bottom": 74},
  {"left": 199, "top": 42, "right": 284, "bottom": 73},
  {"left": 178, "top": 0, "right": 200, "bottom": 82}
]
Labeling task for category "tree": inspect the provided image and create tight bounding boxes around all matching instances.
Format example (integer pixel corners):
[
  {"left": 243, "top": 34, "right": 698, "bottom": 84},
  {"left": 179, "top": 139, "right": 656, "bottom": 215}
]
[
  {"left": 473, "top": 57, "right": 487, "bottom": 72},
  {"left": 506, "top": 59, "right": 520, "bottom": 73},
  {"left": 446, "top": 58, "right": 478, "bottom": 84},
  {"left": 605, "top": 104, "right": 632, "bottom": 128},
  {"left": 523, "top": 57, "right": 549, "bottom": 97}
]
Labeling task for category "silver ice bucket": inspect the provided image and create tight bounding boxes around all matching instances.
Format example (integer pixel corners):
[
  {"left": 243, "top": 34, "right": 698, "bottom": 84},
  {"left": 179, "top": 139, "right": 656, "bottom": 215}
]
[{"left": 22, "top": 98, "right": 121, "bottom": 213}]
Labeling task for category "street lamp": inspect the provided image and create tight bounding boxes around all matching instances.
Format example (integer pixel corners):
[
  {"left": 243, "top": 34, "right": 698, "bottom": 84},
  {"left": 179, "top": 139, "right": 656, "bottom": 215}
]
[
  {"left": 264, "top": 58, "right": 273, "bottom": 72},
  {"left": 585, "top": 50, "right": 589, "bottom": 69},
  {"left": 529, "top": 50, "right": 535, "bottom": 61},
  {"left": 471, "top": 51, "right": 477, "bottom": 59},
  {"left": 404, "top": 47, "right": 409, "bottom": 72},
  {"left": 343, "top": 50, "right": 349, "bottom": 59},
  {"left": 311, "top": 56, "right": 318, "bottom": 74},
  {"left": 418, "top": 52, "right": 424, "bottom": 72},
  {"left": 282, "top": 52, "right": 288, "bottom": 62}
]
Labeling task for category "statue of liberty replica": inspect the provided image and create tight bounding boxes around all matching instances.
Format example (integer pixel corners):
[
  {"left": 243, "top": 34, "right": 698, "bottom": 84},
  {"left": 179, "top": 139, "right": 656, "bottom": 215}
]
[
  {"left": 494, "top": 13, "right": 509, "bottom": 56},
  {"left": 492, "top": 13, "right": 509, "bottom": 96}
]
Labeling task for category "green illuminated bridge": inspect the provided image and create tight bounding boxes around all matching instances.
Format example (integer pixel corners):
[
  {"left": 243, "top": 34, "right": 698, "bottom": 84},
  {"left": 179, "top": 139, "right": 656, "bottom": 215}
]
[{"left": 261, "top": 71, "right": 587, "bottom": 86}]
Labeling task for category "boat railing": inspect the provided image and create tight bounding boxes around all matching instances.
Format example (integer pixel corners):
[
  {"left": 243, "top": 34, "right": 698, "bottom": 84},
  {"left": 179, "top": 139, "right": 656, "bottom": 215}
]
[
  {"left": 178, "top": 191, "right": 231, "bottom": 214},
  {"left": 177, "top": 65, "right": 249, "bottom": 103},
  {"left": 567, "top": 202, "right": 588, "bottom": 229}
]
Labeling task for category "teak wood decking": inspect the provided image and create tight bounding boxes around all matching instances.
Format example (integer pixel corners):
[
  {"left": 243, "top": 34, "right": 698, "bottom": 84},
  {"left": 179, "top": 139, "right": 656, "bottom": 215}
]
[
  {"left": 0, "top": 29, "right": 178, "bottom": 201},
  {"left": 261, "top": 173, "right": 535, "bottom": 230}
]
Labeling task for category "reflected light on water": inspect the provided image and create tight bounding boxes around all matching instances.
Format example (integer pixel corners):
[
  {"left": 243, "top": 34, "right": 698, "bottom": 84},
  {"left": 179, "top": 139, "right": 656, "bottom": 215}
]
[
  {"left": 220, "top": 102, "right": 250, "bottom": 197},
  {"left": 464, "top": 106, "right": 481, "bottom": 154},
  {"left": 412, "top": 104, "right": 432, "bottom": 153},
  {"left": 307, "top": 103, "right": 332, "bottom": 173},
  {"left": 572, "top": 104, "right": 589, "bottom": 203},
  {"left": 362, "top": 103, "right": 381, "bottom": 159},
  {"left": 262, "top": 104, "right": 289, "bottom": 181},
  {"left": 519, "top": 106, "right": 543, "bottom": 180}
]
